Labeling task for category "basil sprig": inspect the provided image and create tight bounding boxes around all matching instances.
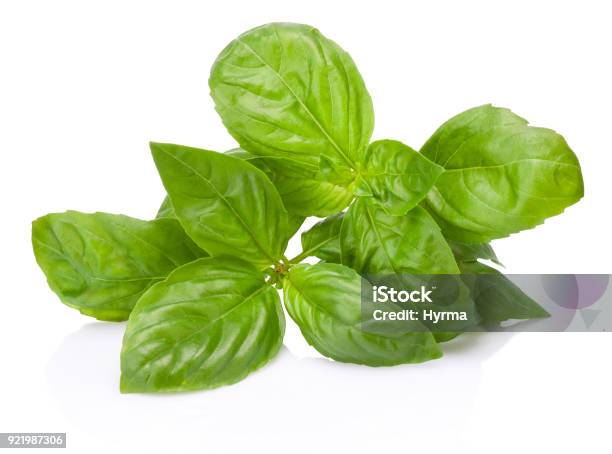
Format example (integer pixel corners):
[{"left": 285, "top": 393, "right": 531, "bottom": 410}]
[{"left": 32, "top": 22, "right": 583, "bottom": 393}]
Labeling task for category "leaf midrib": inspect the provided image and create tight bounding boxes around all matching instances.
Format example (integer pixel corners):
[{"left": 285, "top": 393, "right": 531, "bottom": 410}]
[
  {"left": 34, "top": 232, "right": 167, "bottom": 284},
  {"left": 286, "top": 272, "right": 360, "bottom": 328},
  {"left": 443, "top": 158, "right": 580, "bottom": 173},
  {"left": 286, "top": 271, "right": 436, "bottom": 355},
  {"left": 157, "top": 147, "right": 278, "bottom": 265},
  {"left": 362, "top": 203, "right": 402, "bottom": 276},
  {"left": 122, "top": 283, "right": 270, "bottom": 389},
  {"left": 236, "top": 38, "right": 354, "bottom": 170}
]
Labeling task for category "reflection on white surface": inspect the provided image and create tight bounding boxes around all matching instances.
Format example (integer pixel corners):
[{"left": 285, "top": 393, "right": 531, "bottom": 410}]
[{"left": 47, "top": 323, "right": 514, "bottom": 453}]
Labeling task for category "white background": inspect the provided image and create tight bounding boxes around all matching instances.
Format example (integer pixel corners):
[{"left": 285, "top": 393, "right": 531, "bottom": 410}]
[{"left": 1, "top": 1, "right": 611, "bottom": 453}]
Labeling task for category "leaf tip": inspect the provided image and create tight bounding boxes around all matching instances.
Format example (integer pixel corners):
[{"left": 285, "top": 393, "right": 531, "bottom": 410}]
[{"left": 148, "top": 141, "right": 165, "bottom": 154}]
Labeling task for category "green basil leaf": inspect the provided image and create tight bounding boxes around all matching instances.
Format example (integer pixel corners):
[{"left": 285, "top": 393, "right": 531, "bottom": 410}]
[
  {"left": 120, "top": 257, "right": 284, "bottom": 393},
  {"left": 209, "top": 22, "right": 373, "bottom": 175},
  {"left": 319, "top": 155, "right": 356, "bottom": 185},
  {"left": 421, "top": 104, "right": 584, "bottom": 243},
  {"left": 155, "top": 196, "right": 221, "bottom": 257},
  {"left": 32, "top": 211, "right": 205, "bottom": 321},
  {"left": 155, "top": 195, "right": 175, "bottom": 219},
  {"left": 265, "top": 169, "right": 353, "bottom": 217},
  {"left": 300, "top": 212, "right": 344, "bottom": 263},
  {"left": 228, "top": 148, "right": 353, "bottom": 217},
  {"left": 341, "top": 198, "right": 460, "bottom": 274},
  {"left": 151, "top": 142, "right": 290, "bottom": 267},
  {"left": 448, "top": 240, "right": 502, "bottom": 266},
  {"left": 355, "top": 140, "right": 444, "bottom": 215},
  {"left": 433, "top": 332, "right": 461, "bottom": 343},
  {"left": 283, "top": 263, "right": 442, "bottom": 365},
  {"left": 287, "top": 213, "right": 305, "bottom": 238},
  {"left": 341, "top": 200, "right": 477, "bottom": 335},
  {"left": 460, "top": 261, "right": 549, "bottom": 325},
  {"left": 173, "top": 149, "right": 305, "bottom": 226}
]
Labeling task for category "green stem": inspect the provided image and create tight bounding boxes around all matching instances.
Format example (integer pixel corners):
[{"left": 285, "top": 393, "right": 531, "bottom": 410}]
[{"left": 289, "top": 249, "right": 312, "bottom": 264}]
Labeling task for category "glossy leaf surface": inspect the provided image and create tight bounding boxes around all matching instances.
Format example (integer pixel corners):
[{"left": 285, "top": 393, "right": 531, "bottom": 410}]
[
  {"left": 284, "top": 263, "right": 442, "bottom": 365},
  {"left": 227, "top": 148, "right": 352, "bottom": 217},
  {"left": 341, "top": 199, "right": 460, "bottom": 275},
  {"left": 210, "top": 22, "right": 374, "bottom": 175},
  {"left": 422, "top": 105, "right": 584, "bottom": 243},
  {"left": 121, "top": 257, "right": 284, "bottom": 393},
  {"left": 355, "top": 140, "right": 444, "bottom": 215},
  {"left": 32, "top": 211, "right": 205, "bottom": 321},
  {"left": 151, "top": 142, "right": 290, "bottom": 267},
  {"left": 341, "top": 200, "right": 477, "bottom": 334},
  {"left": 300, "top": 212, "right": 344, "bottom": 263}
]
